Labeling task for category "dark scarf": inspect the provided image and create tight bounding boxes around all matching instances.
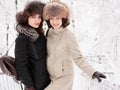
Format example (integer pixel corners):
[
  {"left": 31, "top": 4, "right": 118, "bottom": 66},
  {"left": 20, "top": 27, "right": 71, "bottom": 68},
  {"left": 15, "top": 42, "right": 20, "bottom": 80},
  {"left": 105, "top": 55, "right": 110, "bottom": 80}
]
[{"left": 16, "top": 25, "right": 39, "bottom": 42}]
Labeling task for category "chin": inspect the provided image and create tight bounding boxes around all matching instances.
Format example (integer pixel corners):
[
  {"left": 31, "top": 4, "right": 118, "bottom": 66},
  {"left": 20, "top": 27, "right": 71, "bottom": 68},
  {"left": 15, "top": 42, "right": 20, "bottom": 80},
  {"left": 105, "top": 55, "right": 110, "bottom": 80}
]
[
  {"left": 33, "top": 26, "right": 39, "bottom": 28},
  {"left": 53, "top": 26, "right": 60, "bottom": 29}
]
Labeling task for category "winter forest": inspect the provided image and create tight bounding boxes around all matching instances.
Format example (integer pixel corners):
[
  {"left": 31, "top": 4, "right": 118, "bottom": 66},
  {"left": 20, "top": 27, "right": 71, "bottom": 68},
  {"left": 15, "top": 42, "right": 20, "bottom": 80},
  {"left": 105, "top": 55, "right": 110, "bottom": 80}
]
[{"left": 0, "top": 0, "right": 120, "bottom": 90}]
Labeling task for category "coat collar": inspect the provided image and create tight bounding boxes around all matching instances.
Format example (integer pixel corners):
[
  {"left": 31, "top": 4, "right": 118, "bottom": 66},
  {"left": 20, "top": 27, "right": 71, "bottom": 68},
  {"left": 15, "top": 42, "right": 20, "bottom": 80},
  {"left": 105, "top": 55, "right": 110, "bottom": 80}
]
[
  {"left": 16, "top": 24, "right": 39, "bottom": 42},
  {"left": 50, "top": 27, "right": 66, "bottom": 35}
]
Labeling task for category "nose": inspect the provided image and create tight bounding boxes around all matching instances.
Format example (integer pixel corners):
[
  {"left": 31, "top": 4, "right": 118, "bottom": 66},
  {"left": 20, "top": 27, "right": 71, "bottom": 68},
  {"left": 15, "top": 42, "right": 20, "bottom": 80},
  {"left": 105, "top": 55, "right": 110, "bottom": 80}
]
[
  {"left": 35, "top": 17, "right": 41, "bottom": 22},
  {"left": 35, "top": 18, "right": 39, "bottom": 22},
  {"left": 53, "top": 19, "right": 57, "bottom": 24}
]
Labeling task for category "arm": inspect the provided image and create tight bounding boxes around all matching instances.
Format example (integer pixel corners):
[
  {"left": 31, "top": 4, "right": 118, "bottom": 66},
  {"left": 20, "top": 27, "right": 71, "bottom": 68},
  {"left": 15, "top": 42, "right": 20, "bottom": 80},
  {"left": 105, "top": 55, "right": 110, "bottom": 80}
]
[
  {"left": 67, "top": 31, "right": 106, "bottom": 82},
  {"left": 67, "top": 31, "right": 95, "bottom": 77},
  {"left": 15, "top": 35, "right": 34, "bottom": 88}
]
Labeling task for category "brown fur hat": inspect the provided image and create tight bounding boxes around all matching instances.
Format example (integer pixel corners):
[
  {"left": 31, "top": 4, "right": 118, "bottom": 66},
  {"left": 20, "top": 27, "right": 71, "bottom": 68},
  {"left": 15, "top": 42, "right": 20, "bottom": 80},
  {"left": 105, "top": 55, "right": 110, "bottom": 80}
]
[{"left": 43, "top": 1, "right": 70, "bottom": 20}]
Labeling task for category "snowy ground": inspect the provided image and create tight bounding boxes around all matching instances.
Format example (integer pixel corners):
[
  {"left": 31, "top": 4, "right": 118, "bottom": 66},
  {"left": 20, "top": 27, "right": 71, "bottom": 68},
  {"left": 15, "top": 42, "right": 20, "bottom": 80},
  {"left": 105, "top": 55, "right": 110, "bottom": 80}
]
[{"left": 0, "top": 0, "right": 120, "bottom": 90}]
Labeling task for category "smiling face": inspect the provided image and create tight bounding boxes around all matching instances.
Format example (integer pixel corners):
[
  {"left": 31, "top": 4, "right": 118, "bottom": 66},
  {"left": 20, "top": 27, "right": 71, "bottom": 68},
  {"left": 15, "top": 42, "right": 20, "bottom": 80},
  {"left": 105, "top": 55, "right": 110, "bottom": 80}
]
[
  {"left": 28, "top": 14, "right": 41, "bottom": 28},
  {"left": 49, "top": 16, "right": 62, "bottom": 29}
]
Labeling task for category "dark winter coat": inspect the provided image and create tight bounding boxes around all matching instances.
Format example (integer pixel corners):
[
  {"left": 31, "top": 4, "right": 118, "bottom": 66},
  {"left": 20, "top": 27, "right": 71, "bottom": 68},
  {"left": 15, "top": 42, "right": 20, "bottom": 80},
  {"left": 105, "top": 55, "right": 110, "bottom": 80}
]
[{"left": 15, "top": 32, "right": 50, "bottom": 90}]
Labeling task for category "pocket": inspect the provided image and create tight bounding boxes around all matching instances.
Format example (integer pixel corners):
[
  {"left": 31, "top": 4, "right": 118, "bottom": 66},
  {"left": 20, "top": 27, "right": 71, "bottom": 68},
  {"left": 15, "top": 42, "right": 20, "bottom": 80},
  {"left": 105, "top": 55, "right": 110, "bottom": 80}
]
[{"left": 54, "top": 59, "right": 63, "bottom": 77}]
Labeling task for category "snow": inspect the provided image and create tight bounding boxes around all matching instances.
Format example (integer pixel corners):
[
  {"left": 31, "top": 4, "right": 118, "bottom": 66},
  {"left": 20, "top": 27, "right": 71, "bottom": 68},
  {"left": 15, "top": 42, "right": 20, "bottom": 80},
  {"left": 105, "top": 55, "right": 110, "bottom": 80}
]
[{"left": 0, "top": 0, "right": 120, "bottom": 90}]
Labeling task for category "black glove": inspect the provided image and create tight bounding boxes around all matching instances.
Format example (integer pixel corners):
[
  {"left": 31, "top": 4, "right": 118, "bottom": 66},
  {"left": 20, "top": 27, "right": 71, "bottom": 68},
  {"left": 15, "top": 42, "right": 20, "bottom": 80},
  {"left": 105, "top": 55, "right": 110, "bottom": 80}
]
[
  {"left": 92, "top": 71, "right": 106, "bottom": 82},
  {"left": 25, "top": 86, "right": 36, "bottom": 90}
]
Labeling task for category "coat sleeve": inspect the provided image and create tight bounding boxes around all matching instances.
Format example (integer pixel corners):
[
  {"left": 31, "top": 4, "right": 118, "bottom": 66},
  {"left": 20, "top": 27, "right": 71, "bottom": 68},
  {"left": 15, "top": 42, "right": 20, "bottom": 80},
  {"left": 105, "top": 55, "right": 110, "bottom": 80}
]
[
  {"left": 66, "top": 31, "right": 95, "bottom": 77},
  {"left": 15, "top": 35, "right": 34, "bottom": 88}
]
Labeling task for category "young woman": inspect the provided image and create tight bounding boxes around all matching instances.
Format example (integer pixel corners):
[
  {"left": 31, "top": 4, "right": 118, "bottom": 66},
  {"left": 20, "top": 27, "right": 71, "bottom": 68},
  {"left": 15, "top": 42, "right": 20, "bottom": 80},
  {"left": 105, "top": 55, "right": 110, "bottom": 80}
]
[
  {"left": 43, "top": 1, "right": 106, "bottom": 90},
  {"left": 15, "top": 1, "right": 50, "bottom": 90}
]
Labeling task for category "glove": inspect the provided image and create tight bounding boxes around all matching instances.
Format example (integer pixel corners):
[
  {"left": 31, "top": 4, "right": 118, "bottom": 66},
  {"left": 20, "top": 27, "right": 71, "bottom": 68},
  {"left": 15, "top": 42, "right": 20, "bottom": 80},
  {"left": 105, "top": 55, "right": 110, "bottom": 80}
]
[
  {"left": 92, "top": 71, "right": 106, "bottom": 82},
  {"left": 25, "top": 86, "right": 36, "bottom": 90}
]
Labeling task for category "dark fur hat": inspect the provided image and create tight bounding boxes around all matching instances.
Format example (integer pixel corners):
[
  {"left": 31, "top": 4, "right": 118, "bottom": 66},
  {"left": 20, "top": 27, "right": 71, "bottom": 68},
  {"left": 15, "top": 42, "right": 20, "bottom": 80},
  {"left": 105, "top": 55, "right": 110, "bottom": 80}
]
[
  {"left": 24, "top": 0, "right": 45, "bottom": 16},
  {"left": 16, "top": 1, "right": 45, "bottom": 25}
]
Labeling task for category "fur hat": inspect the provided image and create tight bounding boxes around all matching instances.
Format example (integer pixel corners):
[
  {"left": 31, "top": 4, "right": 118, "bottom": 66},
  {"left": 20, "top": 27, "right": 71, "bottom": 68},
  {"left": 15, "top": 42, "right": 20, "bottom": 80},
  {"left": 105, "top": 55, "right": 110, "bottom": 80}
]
[
  {"left": 16, "top": 1, "right": 45, "bottom": 25},
  {"left": 43, "top": 1, "right": 70, "bottom": 20}
]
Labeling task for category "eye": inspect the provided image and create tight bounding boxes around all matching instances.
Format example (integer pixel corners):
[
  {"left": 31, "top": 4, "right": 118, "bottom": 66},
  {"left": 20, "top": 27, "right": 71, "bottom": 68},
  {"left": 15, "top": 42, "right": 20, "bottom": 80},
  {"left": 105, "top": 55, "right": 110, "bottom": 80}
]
[
  {"left": 38, "top": 16, "right": 41, "bottom": 19},
  {"left": 56, "top": 17, "right": 61, "bottom": 20},
  {"left": 50, "top": 17, "right": 54, "bottom": 20},
  {"left": 31, "top": 15, "right": 36, "bottom": 18}
]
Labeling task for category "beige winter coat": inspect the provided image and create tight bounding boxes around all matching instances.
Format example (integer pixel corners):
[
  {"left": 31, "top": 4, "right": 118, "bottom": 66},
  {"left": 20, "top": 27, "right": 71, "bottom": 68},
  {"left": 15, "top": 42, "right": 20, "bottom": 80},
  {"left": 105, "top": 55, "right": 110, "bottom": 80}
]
[{"left": 45, "top": 27, "right": 95, "bottom": 90}]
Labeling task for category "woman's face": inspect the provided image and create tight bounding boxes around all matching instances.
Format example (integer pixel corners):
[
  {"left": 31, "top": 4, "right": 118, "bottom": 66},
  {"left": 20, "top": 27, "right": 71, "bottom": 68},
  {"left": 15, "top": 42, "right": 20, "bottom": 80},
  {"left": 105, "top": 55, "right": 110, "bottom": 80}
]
[
  {"left": 28, "top": 14, "right": 41, "bottom": 28},
  {"left": 50, "top": 16, "right": 62, "bottom": 29}
]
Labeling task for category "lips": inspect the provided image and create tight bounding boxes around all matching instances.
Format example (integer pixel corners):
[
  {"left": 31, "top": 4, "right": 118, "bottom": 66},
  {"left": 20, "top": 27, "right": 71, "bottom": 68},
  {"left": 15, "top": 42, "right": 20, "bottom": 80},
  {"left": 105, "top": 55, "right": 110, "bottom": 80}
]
[
  {"left": 34, "top": 23, "right": 39, "bottom": 26},
  {"left": 53, "top": 24, "right": 59, "bottom": 27}
]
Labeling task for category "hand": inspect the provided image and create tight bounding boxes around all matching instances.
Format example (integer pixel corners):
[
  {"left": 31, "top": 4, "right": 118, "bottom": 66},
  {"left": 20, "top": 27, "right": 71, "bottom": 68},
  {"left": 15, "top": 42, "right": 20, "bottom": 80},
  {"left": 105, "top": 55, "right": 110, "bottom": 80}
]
[
  {"left": 25, "top": 86, "right": 36, "bottom": 90},
  {"left": 92, "top": 71, "right": 106, "bottom": 82}
]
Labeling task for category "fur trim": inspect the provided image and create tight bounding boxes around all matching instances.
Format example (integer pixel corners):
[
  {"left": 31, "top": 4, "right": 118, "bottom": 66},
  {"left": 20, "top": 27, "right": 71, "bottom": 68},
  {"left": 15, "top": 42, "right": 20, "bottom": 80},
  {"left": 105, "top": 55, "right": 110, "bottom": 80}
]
[
  {"left": 16, "top": 24, "right": 39, "bottom": 42},
  {"left": 43, "top": 1, "right": 70, "bottom": 20}
]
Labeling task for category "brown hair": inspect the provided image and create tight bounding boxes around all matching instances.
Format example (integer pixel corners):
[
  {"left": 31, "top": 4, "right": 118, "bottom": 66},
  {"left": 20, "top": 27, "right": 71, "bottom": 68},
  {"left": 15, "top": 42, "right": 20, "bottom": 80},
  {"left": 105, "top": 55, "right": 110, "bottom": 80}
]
[{"left": 16, "top": 1, "right": 45, "bottom": 34}]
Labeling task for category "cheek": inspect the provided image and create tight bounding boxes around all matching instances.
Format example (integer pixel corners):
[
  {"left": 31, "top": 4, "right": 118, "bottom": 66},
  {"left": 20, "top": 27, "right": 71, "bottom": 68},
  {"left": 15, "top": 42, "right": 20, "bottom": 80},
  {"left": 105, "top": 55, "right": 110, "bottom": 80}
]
[
  {"left": 50, "top": 20, "right": 53, "bottom": 24},
  {"left": 50, "top": 20, "right": 54, "bottom": 27},
  {"left": 59, "top": 20, "right": 62, "bottom": 25},
  {"left": 28, "top": 19, "right": 31, "bottom": 25},
  {"left": 28, "top": 18, "right": 33, "bottom": 24}
]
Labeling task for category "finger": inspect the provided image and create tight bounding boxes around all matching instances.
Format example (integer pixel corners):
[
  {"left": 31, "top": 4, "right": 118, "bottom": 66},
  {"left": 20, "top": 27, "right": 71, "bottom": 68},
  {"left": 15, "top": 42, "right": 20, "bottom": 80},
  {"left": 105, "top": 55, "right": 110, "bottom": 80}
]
[
  {"left": 100, "top": 74, "right": 106, "bottom": 78},
  {"left": 96, "top": 77, "right": 102, "bottom": 82}
]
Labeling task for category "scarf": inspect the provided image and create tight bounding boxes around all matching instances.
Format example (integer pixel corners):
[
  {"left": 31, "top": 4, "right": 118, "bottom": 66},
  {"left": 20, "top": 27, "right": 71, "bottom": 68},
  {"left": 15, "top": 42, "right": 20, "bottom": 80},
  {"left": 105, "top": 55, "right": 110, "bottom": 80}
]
[{"left": 16, "top": 25, "right": 39, "bottom": 42}]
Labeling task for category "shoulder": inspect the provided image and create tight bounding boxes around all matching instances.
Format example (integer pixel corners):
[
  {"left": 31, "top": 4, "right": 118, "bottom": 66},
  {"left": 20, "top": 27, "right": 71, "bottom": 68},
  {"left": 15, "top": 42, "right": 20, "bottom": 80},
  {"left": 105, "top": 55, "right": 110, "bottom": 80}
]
[
  {"left": 16, "top": 34, "right": 30, "bottom": 43},
  {"left": 64, "top": 28, "right": 76, "bottom": 38},
  {"left": 15, "top": 34, "right": 30, "bottom": 50},
  {"left": 64, "top": 28, "right": 79, "bottom": 44}
]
